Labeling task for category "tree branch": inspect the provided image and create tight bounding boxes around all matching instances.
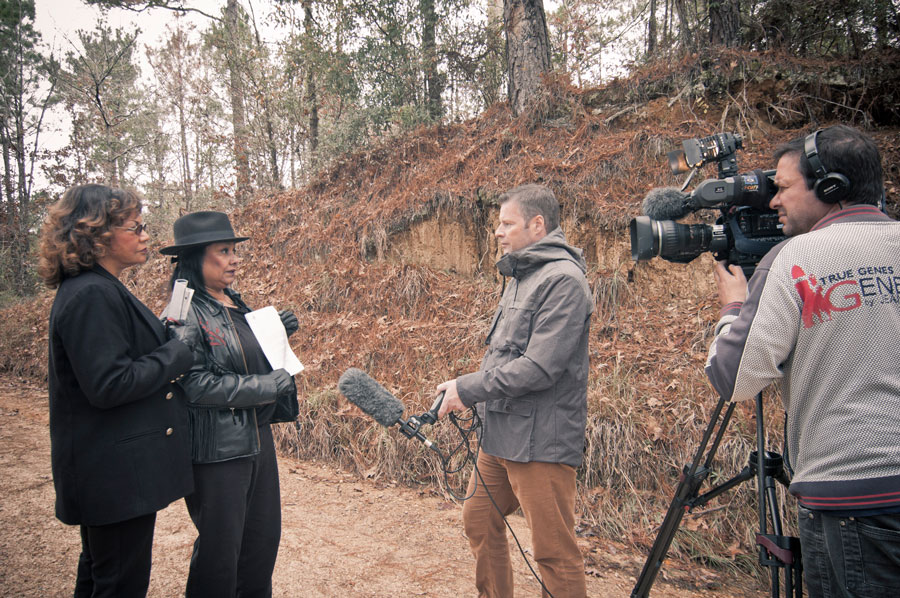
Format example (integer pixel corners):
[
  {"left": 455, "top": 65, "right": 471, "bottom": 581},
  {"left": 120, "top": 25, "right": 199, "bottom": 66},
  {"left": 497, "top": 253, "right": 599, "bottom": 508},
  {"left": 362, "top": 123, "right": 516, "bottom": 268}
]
[{"left": 85, "top": 0, "right": 222, "bottom": 22}]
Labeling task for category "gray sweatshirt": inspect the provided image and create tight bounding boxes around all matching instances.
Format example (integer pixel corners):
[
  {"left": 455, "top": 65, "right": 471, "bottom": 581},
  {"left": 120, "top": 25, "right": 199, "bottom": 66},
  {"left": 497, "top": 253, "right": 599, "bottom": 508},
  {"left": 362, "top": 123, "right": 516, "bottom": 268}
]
[
  {"left": 706, "top": 205, "right": 900, "bottom": 511},
  {"left": 457, "top": 228, "right": 594, "bottom": 468}
]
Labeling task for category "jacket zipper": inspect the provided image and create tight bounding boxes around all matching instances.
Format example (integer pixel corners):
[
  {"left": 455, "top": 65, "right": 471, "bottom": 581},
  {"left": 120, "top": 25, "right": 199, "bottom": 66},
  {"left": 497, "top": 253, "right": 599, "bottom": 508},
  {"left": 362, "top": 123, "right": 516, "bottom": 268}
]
[{"left": 222, "top": 302, "right": 261, "bottom": 448}]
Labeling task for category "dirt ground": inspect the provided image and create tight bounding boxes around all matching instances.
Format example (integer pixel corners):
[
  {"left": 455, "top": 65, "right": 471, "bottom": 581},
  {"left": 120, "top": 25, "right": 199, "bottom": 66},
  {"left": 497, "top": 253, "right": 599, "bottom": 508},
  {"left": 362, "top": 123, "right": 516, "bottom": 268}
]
[{"left": 0, "top": 375, "right": 756, "bottom": 598}]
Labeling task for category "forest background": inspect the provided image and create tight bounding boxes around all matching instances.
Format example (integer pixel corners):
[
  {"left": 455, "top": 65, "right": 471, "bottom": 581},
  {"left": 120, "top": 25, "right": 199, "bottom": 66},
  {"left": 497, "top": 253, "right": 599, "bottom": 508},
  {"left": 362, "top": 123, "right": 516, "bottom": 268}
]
[{"left": 1, "top": 0, "right": 899, "bottom": 592}]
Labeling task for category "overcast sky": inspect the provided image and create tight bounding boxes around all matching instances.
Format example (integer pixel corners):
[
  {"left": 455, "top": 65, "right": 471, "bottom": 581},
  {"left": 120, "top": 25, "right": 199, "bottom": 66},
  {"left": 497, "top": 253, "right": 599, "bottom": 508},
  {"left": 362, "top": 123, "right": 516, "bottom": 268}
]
[
  {"left": 34, "top": 0, "right": 227, "bottom": 51},
  {"left": 32, "top": 1, "right": 265, "bottom": 157}
]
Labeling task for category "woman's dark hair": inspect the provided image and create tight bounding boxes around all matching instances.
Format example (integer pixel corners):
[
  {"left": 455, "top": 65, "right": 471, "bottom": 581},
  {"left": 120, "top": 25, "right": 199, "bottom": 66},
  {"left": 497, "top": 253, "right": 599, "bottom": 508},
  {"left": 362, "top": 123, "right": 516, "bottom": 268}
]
[
  {"left": 38, "top": 184, "right": 143, "bottom": 289},
  {"left": 169, "top": 245, "right": 209, "bottom": 298}
]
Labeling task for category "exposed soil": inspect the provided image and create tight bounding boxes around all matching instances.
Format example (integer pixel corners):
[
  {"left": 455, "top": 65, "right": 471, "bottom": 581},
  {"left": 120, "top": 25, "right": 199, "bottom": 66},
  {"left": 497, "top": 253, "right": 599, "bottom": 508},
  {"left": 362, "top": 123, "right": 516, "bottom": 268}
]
[{"left": 0, "top": 374, "right": 756, "bottom": 598}]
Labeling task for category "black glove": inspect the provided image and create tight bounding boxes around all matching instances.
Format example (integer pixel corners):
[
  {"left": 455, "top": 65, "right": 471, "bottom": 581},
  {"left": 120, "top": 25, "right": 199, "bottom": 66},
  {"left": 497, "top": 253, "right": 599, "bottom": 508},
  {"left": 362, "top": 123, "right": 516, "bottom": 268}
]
[
  {"left": 278, "top": 309, "right": 299, "bottom": 337},
  {"left": 166, "top": 319, "right": 203, "bottom": 353},
  {"left": 270, "top": 368, "right": 295, "bottom": 398}
]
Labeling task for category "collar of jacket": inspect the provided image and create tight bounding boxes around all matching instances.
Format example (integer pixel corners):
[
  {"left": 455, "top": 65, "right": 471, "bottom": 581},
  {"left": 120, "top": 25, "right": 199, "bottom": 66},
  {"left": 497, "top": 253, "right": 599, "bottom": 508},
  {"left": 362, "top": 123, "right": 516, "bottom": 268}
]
[
  {"left": 191, "top": 287, "right": 249, "bottom": 314},
  {"left": 496, "top": 227, "right": 586, "bottom": 279},
  {"left": 89, "top": 264, "right": 166, "bottom": 343},
  {"left": 91, "top": 263, "right": 121, "bottom": 283},
  {"left": 810, "top": 203, "right": 894, "bottom": 232}
]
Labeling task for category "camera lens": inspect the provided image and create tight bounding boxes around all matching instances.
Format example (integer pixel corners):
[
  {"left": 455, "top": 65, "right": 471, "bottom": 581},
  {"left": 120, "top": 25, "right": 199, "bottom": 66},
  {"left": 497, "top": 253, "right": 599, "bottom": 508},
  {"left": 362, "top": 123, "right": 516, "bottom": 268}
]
[
  {"left": 630, "top": 216, "right": 658, "bottom": 261},
  {"left": 630, "top": 216, "right": 728, "bottom": 263}
]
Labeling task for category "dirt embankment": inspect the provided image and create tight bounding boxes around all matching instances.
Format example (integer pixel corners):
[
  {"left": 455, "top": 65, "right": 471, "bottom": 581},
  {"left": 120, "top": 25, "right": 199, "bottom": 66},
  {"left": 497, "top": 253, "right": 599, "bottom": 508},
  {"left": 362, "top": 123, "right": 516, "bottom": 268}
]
[{"left": 0, "top": 375, "right": 755, "bottom": 597}]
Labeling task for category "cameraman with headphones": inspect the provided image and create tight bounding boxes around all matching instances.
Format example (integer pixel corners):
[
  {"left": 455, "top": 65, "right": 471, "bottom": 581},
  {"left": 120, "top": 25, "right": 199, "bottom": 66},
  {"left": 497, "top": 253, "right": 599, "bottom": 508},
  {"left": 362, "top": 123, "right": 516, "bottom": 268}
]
[{"left": 705, "top": 125, "right": 900, "bottom": 597}]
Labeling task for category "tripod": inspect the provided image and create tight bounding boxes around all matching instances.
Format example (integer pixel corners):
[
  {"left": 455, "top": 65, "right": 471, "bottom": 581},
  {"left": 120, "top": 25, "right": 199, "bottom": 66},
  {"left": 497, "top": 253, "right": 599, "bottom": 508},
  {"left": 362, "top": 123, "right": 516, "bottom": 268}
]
[{"left": 631, "top": 392, "right": 802, "bottom": 598}]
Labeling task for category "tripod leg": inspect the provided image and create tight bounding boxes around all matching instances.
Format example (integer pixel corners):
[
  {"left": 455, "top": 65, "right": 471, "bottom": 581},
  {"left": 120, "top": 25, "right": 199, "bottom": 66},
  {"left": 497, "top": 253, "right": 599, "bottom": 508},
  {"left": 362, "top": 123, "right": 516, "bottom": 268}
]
[
  {"left": 754, "top": 393, "right": 803, "bottom": 598},
  {"left": 631, "top": 396, "right": 735, "bottom": 598}
]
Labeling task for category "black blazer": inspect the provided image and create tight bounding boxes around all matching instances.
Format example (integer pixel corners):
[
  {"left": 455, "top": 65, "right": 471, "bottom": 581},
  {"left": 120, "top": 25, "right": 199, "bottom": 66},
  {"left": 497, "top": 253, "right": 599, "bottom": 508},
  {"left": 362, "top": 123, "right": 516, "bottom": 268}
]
[{"left": 48, "top": 265, "right": 195, "bottom": 526}]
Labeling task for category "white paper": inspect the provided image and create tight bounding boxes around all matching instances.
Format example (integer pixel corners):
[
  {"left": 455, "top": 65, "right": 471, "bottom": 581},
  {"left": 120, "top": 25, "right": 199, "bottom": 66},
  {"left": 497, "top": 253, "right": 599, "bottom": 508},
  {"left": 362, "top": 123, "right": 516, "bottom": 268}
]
[
  {"left": 162, "top": 279, "right": 194, "bottom": 321},
  {"left": 245, "top": 306, "right": 305, "bottom": 376}
]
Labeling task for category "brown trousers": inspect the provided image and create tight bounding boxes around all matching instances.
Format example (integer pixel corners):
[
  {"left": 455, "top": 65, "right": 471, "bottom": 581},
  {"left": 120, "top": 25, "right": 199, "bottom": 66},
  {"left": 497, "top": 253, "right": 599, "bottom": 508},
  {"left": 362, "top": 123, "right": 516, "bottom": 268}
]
[{"left": 462, "top": 452, "right": 587, "bottom": 598}]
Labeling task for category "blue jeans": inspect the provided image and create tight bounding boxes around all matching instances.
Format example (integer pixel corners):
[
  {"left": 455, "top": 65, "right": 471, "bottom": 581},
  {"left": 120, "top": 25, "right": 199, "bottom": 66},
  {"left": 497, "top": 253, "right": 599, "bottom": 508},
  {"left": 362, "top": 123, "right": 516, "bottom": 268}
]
[{"left": 798, "top": 507, "right": 900, "bottom": 598}]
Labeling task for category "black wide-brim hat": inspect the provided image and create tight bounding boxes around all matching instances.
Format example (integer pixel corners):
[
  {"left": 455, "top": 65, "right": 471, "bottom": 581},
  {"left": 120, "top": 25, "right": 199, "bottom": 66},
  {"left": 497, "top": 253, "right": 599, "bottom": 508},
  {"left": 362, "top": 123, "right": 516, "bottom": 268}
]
[{"left": 159, "top": 211, "right": 250, "bottom": 255}]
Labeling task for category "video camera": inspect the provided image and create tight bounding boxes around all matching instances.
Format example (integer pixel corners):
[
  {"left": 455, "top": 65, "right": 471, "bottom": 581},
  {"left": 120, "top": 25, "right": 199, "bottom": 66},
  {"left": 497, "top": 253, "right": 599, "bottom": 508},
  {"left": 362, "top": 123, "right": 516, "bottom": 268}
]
[{"left": 629, "top": 133, "right": 784, "bottom": 277}]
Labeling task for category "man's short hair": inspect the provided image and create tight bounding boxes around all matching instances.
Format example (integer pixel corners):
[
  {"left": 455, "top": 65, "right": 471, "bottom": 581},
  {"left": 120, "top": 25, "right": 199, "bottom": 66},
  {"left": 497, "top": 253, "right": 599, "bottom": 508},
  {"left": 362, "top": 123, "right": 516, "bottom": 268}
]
[
  {"left": 773, "top": 125, "right": 884, "bottom": 206},
  {"left": 499, "top": 184, "right": 560, "bottom": 231}
]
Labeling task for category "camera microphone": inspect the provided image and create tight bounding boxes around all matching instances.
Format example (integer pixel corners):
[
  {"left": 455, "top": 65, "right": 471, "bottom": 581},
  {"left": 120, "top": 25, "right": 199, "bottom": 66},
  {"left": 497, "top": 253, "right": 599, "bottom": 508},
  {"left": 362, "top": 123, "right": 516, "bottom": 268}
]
[
  {"left": 641, "top": 187, "right": 697, "bottom": 220},
  {"left": 338, "top": 368, "right": 441, "bottom": 454}
]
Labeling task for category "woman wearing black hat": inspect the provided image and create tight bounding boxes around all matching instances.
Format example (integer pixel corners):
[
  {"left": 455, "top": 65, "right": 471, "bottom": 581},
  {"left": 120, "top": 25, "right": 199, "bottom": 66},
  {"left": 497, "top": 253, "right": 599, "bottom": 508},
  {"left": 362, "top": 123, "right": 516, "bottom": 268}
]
[
  {"left": 39, "top": 184, "right": 200, "bottom": 597},
  {"left": 161, "top": 211, "right": 300, "bottom": 598}
]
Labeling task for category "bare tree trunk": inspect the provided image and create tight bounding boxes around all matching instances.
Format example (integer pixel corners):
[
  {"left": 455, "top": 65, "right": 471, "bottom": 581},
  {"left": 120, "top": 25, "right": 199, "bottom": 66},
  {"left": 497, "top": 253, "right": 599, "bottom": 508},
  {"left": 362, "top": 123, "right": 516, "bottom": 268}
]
[
  {"left": 504, "top": 0, "right": 551, "bottom": 116},
  {"left": 289, "top": 126, "right": 296, "bottom": 187},
  {"left": 226, "top": 0, "right": 252, "bottom": 203},
  {"left": 873, "top": 0, "right": 896, "bottom": 49},
  {"left": 647, "top": 0, "right": 658, "bottom": 56},
  {"left": 262, "top": 97, "right": 281, "bottom": 189},
  {"left": 709, "top": 0, "right": 740, "bottom": 47},
  {"left": 193, "top": 130, "right": 202, "bottom": 206},
  {"left": 177, "top": 103, "right": 193, "bottom": 210},
  {"left": 247, "top": 10, "right": 281, "bottom": 190},
  {"left": 303, "top": 0, "right": 319, "bottom": 164},
  {"left": 672, "top": 0, "right": 693, "bottom": 53},
  {"left": 15, "top": 93, "right": 29, "bottom": 289},
  {"left": 664, "top": 0, "right": 671, "bottom": 47},
  {"left": 841, "top": 3, "right": 863, "bottom": 59},
  {"left": 1, "top": 121, "right": 13, "bottom": 225},
  {"left": 484, "top": 0, "right": 504, "bottom": 107},
  {"left": 1, "top": 122, "right": 17, "bottom": 288},
  {"left": 421, "top": 0, "right": 442, "bottom": 120},
  {"left": 760, "top": 0, "right": 792, "bottom": 50},
  {"left": 105, "top": 125, "right": 119, "bottom": 187}
]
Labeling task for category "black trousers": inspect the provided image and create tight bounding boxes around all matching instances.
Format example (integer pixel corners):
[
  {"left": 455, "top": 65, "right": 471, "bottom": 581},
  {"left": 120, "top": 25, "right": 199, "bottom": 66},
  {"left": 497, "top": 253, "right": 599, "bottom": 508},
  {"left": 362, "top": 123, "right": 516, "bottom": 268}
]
[
  {"left": 74, "top": 512, "right": 157, "bottom": 598},
  {"left": 185, "top": 424, "right": 281, "bottom": 598}
]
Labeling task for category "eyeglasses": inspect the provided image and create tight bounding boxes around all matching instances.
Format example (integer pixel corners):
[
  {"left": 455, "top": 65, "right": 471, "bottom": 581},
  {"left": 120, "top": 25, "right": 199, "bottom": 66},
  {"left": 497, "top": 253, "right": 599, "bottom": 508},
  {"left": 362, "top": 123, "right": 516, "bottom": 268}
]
[{"left": 117, "top": 222, "right": 149, "bottom": 235}]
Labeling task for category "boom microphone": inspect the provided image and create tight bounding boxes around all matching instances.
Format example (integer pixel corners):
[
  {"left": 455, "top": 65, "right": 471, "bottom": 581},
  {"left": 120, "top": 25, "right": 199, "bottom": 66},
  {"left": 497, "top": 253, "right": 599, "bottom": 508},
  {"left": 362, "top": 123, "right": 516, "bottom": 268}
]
[
  {"left": 641, "top": 187, "right": 697, "bottom": 220},
  {"left": 338, "top": 368, "right": 442, "bottom": 455},
  {"left": 338, "top": 368, "right": 405, "bottom": 427}
]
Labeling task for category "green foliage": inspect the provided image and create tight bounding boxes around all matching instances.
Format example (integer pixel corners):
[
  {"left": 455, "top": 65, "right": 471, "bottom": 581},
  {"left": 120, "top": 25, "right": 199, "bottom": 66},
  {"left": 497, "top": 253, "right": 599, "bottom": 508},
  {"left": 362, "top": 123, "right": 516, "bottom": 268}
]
[
  {"left": 58, "top": 22, "right": 148, "bottom": 186},
  {"left": 0, "top": 0, "right": 60, "bottom": 298},
  {"left": 439, "top": 4, "right": 506, "bottom": 113},
  {"left": 36, "top": 0, "right": 513, "bottom": 198},
  {"left": 547, "top": 0, "right": 647, "bottom": 82},
  {"left": 0, "top": 0, "right": 39, "bottom": 94},
  {"left": 272, "top": 0, "right": 504, "bottom": 169},
  {"left": 545, "top": 0, "right": 900, "bottom": 77},
  {"left": 744, "top": 0, "right": 900, "bottom": 56}
]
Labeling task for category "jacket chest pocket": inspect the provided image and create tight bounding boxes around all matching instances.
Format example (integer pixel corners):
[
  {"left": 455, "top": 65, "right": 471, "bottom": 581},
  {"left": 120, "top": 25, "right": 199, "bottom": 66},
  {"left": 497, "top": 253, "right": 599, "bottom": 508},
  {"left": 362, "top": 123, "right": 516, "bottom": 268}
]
[{"left": 489, "top": 299, "right": 536, "bottom": 355}]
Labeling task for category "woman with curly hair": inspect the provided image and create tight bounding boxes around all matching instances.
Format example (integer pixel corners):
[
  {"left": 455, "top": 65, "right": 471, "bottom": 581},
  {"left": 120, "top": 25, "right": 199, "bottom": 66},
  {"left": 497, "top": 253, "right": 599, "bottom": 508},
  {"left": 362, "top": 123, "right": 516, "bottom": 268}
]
[{"left": 40, "top": 184, "right": 200, "bottom": 597}]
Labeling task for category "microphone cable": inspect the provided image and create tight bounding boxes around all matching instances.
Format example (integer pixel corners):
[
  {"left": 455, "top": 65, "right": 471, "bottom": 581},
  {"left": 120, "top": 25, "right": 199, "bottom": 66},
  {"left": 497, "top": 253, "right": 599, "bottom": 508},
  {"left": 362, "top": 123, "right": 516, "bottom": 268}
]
[{"left": 435, "top": 408, "right": 556, "bottom": 598}]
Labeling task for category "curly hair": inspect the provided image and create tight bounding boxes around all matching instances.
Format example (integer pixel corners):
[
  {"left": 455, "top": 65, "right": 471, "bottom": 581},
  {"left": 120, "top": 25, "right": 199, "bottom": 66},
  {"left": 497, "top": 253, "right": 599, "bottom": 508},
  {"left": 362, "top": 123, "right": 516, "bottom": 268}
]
[{"left": 38, "top": 184, "right": 143, "bottom": 289}]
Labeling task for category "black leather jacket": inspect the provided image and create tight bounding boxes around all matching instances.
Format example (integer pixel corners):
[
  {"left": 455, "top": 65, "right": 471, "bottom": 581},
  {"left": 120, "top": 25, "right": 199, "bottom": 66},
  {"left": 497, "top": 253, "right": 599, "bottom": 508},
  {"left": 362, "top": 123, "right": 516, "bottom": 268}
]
[{"left": 180, "top": 288, "right": 298, "bottom": 463}]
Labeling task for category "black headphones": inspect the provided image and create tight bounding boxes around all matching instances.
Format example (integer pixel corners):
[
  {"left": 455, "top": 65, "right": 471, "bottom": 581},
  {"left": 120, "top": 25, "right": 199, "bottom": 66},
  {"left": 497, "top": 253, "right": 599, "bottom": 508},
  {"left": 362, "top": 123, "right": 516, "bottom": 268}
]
[{"left": 804, "top": 129, "right": 851, "bottom": 203}]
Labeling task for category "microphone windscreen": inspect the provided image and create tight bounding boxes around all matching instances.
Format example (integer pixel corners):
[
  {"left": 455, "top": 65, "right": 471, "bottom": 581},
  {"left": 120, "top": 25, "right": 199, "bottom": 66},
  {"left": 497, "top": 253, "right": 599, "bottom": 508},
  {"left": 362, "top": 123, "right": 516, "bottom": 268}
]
[
  {"left": 641, "top": 187, "right": 693, "bottom": 220},
  {"left": 338, "top": 368, "right": 405, "bottom": 428}
]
